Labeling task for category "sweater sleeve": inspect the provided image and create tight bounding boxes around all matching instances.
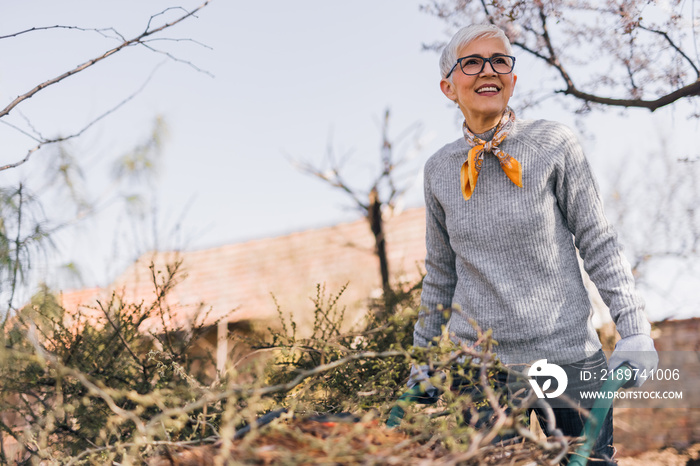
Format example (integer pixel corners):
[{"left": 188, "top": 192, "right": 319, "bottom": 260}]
[
  {"left": 554, "top": 127, "right": 651, "bottom": 338},
  {"left": 414, "top": 162, "right": 458, "bottom": 348}
]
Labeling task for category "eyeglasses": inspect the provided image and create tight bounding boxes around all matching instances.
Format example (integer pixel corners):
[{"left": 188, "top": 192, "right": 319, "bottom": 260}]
[{"left": 445, "top": 54, "right": 516, "bottom": 79}]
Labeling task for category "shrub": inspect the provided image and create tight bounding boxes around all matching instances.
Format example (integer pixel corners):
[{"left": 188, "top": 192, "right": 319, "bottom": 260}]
[
  {"left": 0, "top": 270, "right": 576, "bottom": 465},
  {"left": 0, "top": 262, "right": 220, "bottom": 464}
]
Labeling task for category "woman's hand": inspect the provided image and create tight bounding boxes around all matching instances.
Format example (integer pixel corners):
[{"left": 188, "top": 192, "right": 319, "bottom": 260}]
[
  {"left": 607, "top": 334, "right": 659, "bottom": 388},
  {"left": 407, "top": 364, "right": 442, "bottom": 403}
]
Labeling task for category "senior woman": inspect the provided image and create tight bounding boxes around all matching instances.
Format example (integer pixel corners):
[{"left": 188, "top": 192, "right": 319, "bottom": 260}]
[{"left": 412, "top": 24, "right": 657, "bottom": 463}]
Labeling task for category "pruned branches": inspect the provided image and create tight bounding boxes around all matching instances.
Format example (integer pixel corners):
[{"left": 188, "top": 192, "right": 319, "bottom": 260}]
[
  {"left": 0, "top": 261, "right": 219, "bottom": 462},
  {"left": 423, "top": 0, "right": 700, "bottom": 112},
  {"left": 2, "top": 272, "right": 585, "bottom": 464}
]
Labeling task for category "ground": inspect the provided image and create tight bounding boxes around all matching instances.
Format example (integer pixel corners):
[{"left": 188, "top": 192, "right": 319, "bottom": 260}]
[{"left": 617, "top": 444, "right": 700, "bottom": 466}]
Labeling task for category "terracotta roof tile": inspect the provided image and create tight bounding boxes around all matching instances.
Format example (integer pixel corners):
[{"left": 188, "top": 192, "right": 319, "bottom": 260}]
[{"left": 58, "top": 207, "right": 427, "bottom": 330}]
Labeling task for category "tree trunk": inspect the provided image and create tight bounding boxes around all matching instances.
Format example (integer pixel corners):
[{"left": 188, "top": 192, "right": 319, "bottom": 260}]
[{"left": 368, "top": 188, "right": 390, "bottom": 298}]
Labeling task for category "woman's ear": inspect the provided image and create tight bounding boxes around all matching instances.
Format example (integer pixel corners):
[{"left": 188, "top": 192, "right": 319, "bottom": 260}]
[
  {"left": 440, "top": 78, "right": 457, "bottom": 101},
  {"left": 504, "top": 73, "right": 517, "bottom": 100}
]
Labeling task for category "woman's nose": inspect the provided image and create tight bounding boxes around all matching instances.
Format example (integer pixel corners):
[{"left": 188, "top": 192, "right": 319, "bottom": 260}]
[{"left": 480, "top": 59, "right": 497, "bottom": 75}]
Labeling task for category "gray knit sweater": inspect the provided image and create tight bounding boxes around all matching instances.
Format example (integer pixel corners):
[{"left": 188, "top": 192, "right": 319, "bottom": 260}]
[{"left": 415, "top": 118, "right": 651, "bottom": 365}]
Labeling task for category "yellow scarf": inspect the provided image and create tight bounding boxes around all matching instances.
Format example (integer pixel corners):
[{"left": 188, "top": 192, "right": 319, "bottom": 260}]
[{"left": 461, "top": 108, "right": 522, "bottom": 201}]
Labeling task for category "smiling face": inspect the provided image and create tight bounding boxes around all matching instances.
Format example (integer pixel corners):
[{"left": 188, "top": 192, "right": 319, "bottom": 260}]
[{"left": 440, "top": 36, "right": 517, "bottom": 133}]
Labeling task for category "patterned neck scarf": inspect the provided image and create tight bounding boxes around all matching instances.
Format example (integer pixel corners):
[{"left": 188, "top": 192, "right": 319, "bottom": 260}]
[{"left": 461, "top": 107, "right": 522, "bottom": 201}]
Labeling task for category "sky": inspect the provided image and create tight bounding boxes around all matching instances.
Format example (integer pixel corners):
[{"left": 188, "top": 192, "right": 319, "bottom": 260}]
[{"left": 1, "top": 0, "right": 699, "bottom": 321}]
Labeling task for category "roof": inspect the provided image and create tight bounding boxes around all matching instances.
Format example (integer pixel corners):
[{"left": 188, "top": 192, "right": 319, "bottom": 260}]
[{"left": 58, "top": 207, "right": 427, "bottom": 331}]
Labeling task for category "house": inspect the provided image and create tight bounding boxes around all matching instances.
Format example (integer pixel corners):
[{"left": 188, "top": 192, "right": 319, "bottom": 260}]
[{"left": 58, "top": 207, "right": 428, "bottom": 373}]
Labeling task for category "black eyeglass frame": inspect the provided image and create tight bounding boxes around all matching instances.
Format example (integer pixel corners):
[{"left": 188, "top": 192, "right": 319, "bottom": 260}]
[{"left": 445, "top": 54, "right": 516, "bottom": 79}]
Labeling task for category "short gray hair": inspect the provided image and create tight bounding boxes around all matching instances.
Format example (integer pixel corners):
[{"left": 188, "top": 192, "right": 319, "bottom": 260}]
[{"left": 439, "top": 24, "right": 513, "bottom": 81}]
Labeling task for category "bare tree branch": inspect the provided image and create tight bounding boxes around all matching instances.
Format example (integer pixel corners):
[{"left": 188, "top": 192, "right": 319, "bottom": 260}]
[
  {"left": 428, "top": 0, "right": 700, "bottom": 112},
  {"left": 290, "top": 109, "right": 423, "bottom": 308},
  {"left": 0, "top": 64, "right": 165, "bottom": 172},
  {"left": 142, "top": 37, "right": 214, "bottom": 51},
  {"left": 0, "top": 119, "right": 42, "bottom": 144},
  {"left": 523, "top": 7, "right": 700, "bottom": 111},
  {"left": 138, "top": 42, "right": 215, "bottom": 77},
  {"left": 290, "top": 152, "right": 370, "bottom": 211},
  {"left": 555, "top": 79, "right": 700, "bottom": 111},
  {"left": 0, "top": 25, "right": 123, "bottom": 42},
  {"left": 638, "top": 25, "right": 700, "bottom": 78},
  {"left": 0, "top": 1, "right": 210, "bottom": 122}
]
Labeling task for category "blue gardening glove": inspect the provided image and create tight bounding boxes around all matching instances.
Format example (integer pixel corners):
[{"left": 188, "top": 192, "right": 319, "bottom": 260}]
[
  {"left": 607, "top": 334, "right": 659, "bottom": 388},
  {"left": 407, "top": 364, "right": 441, "bottom": 403}
]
